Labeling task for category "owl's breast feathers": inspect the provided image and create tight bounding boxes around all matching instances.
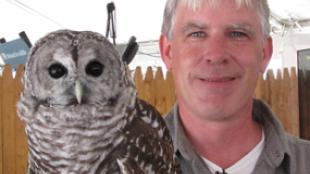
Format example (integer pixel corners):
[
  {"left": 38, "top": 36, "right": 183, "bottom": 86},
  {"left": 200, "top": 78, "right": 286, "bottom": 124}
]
[{"left": 22, "top": 98, "right": 180, "bottom": 173}]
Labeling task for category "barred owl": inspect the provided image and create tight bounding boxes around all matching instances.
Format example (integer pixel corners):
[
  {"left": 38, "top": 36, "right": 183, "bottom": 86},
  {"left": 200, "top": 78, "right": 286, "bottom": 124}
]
[{"left": 17, "top": 30, "right": 180, "bottom": 174}]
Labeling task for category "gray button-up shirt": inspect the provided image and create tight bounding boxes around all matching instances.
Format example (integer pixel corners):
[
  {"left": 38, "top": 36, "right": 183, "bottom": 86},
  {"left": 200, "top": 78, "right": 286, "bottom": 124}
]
[{"left": 164, "top": 99, "right": 310, "bottom": 174}]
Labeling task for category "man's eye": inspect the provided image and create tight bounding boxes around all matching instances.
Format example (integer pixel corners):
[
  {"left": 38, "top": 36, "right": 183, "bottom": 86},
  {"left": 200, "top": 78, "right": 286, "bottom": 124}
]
[
  {"left": 188, "top": 31, "right": 206, "bottom": 38},
  {"left": 230, "top": 31, "right": 248, "bottom": 39}
]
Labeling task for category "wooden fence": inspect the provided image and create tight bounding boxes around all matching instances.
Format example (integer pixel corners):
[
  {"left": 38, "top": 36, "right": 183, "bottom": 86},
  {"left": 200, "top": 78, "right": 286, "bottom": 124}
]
[
  {"left": 0, "top": 65, "right": 299, "bottom": 174},
  {"left": 0, "top": 65, "right": 27, "bottom": 174}
]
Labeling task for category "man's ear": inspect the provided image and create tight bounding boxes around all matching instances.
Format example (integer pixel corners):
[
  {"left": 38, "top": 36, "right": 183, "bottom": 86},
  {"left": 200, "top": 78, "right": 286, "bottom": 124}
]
[
  {"left": 260, "top": 37, "right": 273, "bottom": 73},
  {"left": 159, "top": 34, "right": 173, "bottom": 70}
]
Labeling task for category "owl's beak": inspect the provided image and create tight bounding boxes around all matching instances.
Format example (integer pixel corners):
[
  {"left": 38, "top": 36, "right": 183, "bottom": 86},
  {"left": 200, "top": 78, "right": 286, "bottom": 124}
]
[{"left": 75, "top": 80, "right": 83, "bottom": 104}]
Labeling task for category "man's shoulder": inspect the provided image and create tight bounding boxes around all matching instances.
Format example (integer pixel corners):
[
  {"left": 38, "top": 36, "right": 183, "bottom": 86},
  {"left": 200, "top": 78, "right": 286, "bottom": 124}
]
[
  {"left": 286, "top": 133, "right": 310, "bottom": 159},
  {"left": 286, "top": 133, "right": 310, "bottom": 149},
  {"left": 283, "top": 134, "right": 310, "bottom": 173}
]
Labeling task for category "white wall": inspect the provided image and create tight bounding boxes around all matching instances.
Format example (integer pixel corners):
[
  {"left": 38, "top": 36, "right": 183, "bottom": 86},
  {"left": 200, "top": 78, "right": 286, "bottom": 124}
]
[{"left": 271, "top": 30, "right": 310, "bottom": 69}]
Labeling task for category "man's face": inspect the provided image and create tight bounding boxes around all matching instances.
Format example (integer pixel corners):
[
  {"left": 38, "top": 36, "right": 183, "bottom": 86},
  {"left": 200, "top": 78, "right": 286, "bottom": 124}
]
[{"left": 160, "top": 1, "right": 272, "bottom": 121}]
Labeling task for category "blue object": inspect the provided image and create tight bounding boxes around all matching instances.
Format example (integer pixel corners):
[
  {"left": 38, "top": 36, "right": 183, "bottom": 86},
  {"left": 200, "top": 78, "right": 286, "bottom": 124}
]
[{"left": 0, "top": 38, "right": 30, "bottom": 69}]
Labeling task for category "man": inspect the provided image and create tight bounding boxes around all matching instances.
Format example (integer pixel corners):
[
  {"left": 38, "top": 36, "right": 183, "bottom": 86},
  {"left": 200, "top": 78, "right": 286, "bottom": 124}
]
[{"left": 159, "top": 0, "right": 310, "bottom": 173}]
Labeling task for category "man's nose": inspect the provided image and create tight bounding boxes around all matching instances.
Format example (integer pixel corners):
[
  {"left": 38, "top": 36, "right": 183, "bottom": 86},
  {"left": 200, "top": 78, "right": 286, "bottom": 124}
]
[{"left": 202, "top": 34, "right": 229, "bottom": 65}]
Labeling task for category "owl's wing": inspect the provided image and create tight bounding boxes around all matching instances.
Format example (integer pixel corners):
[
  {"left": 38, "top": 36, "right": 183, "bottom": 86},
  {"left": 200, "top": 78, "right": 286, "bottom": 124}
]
[
  {"left": 135, "top": 98, "right": 175, "bottom": 159},
  {"left": 117, "top": 98, "right": 180, "bottom": 173},
  {"left": 116, "top": 157, "right": 144, "bottom": 174},
  {"left": 93, "top": 98, "right": 180, "bottom": 173}
]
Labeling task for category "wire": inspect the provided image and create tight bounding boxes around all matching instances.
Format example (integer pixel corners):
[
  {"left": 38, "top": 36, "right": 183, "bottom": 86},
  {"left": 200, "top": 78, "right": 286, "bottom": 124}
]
[
  {"left": 6, "top": 0, "right": 65, "bottom": 28},
  {"left": 5, "top": 0, "right": 33, "bottom": 15},
  {"left": 137, "top": 51, "right": 160, "bottom": 58}
]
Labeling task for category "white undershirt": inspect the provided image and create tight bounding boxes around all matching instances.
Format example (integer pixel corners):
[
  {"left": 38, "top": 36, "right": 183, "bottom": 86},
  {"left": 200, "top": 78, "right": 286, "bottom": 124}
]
[{"left": 201, "top": 131, "right": 265, "bottom": 174}]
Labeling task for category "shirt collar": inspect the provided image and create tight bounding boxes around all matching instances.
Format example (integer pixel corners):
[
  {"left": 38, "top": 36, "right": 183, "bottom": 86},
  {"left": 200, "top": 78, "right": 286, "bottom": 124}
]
[
  {"left": 165, "top": 103, "right": 199, "bottom": 160},
  {"left": 252, "top": 99, "right": 291, "bottom": 168}
]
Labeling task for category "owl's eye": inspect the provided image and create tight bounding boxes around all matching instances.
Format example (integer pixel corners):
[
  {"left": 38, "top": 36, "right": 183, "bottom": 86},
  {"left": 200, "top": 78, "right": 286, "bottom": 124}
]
[
  {"left": 48, "top": 63, "right": 67, "bottom": 79},
  {"left": 86, "top": 60, "right": 104, "bottom": 77}
]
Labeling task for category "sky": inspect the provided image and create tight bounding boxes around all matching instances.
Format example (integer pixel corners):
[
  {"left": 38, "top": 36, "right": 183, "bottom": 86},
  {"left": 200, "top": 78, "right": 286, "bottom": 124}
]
[
  {"left": 1, "top": 0, "right": 310, "bottom": 73},
  {"left": 0, "top": 0, "right": 166, "bottom": 44},
  {"left": 0, "top": 0, "right": 167, "bottom": 71}
]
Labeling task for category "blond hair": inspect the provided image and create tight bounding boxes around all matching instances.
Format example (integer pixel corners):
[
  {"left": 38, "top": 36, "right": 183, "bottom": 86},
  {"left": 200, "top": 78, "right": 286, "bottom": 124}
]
[{"left": 161, "top": 0, "right": 271, "bottom": 39}]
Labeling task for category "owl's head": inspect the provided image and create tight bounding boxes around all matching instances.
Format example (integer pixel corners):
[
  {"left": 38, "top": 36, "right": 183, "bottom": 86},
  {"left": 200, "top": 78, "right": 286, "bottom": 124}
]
[{"left": 21, "top": 30, "right": 135, "bottom": 109}]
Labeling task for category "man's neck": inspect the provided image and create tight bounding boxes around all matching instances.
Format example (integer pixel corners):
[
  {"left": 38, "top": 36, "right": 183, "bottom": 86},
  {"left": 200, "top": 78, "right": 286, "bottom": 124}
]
[{"left": 179, "top": 105, "right": 262, "bottom": 169}]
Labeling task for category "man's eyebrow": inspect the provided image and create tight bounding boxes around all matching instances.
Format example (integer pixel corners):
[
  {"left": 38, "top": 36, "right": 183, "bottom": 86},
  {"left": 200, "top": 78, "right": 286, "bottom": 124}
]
[
  {"left": 227, "top": 23, "right": 256, "bottom": 34},
  {"left": 181, "top": 22, "right": 209, "bottom": 33},
  {"left": 228, "top": 23, "right": 251, "bottom": 29}
]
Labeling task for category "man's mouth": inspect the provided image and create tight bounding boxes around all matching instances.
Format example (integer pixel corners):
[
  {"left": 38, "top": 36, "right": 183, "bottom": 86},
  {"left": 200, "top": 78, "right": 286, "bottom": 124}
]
[{"left": 198, "top": 76, "right": 238, "bottom": 83}]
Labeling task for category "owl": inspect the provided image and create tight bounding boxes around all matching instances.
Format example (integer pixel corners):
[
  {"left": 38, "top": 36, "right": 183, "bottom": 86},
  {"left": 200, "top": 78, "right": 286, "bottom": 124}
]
[{"left": 17, "top": 30, "right": 181, "bottom": 174}]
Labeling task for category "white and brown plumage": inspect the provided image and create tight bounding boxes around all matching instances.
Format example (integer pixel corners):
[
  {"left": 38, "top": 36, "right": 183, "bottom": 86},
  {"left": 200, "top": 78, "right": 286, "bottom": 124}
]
[{"left": 17, "top": 30, "right": 180, "bottom": 174}]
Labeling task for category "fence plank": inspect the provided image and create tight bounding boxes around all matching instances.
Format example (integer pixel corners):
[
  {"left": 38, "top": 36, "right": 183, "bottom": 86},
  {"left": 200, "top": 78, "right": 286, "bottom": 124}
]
[
  {"left": 255, "top": 75, "right": 268, "bottom": 102},
  {"left": 154, "top": 67, "right": 166, "bottom": 114},
  {"left": 290, "top": 67, "right": 300, "bottom": 136},
  {"left": 274, "top": 69, "right": 285, "bottom": 128},
  {"left": 165, "top": 71, "right": 176, "bottom": 114},
  {"left": 14, "top": 66, "right": 28, "bottom": 174},
  {"left": 1, "top": 65, "right": 16, "bottom": 174},
  {"left": 265, "top": 69, "right": 275, "bottom": 110},
  {"left": 280, "top": 68, "right": 290, "bottom": 133},
  {"left": 134, "top": 66, "right": 143, "bottom": 98},
  {"left": 141, "top": 67, "right": 155, "bottom": 106}
]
